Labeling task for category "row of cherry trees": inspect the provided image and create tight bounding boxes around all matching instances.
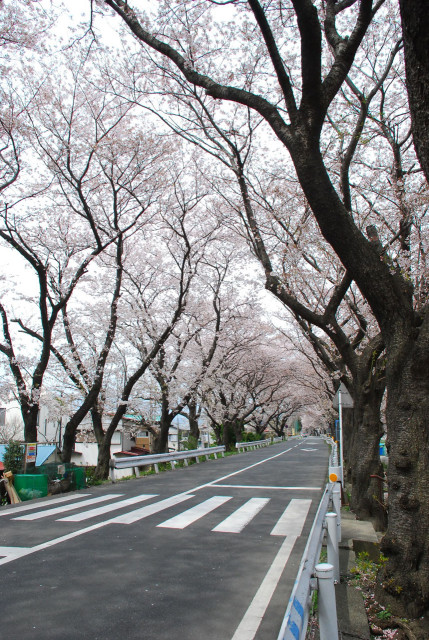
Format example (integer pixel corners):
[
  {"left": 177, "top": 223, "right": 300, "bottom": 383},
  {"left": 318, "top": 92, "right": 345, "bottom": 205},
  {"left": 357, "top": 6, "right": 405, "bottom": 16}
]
[
  {"left": 0, "top": 4, "right": 315, "bottom": 482},
  {"left": 2, "top": 0, "right": 429, "bottom": 615},
  {"left": 88, "top": 0, "right": 429, "bottom": 618}
]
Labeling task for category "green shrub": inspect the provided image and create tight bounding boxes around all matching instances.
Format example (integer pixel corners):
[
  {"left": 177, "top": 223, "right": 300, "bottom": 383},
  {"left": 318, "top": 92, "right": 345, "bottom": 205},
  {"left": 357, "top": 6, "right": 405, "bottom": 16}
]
[
  {"left": 240, "top": 431, "right": 261, "bottom": 442},
  {"left": 3, "top": 441, "right": 24, "bottom": 475}
]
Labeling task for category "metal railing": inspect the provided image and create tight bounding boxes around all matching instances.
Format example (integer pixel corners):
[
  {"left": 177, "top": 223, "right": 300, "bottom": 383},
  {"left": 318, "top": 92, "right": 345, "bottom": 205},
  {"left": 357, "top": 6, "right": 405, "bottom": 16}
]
[
  {"left": 110, "top": 435, "right": 285, "bottom": 480},
  {"left": 277, "top": 481, "right": 342, "bottom": 640},
  {"left": 235, "top": 439, "right": 271, "bottom": 451},
  {"left": 109, "top": 446, "right": 225, "bottom": 481}
]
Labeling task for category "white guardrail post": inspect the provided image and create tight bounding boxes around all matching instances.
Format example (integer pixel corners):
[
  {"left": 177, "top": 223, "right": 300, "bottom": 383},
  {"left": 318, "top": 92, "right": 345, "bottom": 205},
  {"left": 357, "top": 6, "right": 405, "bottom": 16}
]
[
  {"left": 332, "top": 482, "right": 342, "bottom": 542},
  {"left": 315, "top": 563, "right": 339, "bottom": 640},
  {"left": 325, "top": 512, "right": 339, "bottom": 583}
]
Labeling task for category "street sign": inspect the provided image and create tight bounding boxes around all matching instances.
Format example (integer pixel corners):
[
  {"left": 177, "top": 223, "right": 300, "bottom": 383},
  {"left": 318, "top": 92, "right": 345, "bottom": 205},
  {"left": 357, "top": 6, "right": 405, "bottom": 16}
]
[
  {"left": 332, "top": 383, "right": 354, "bottom": 409},
  {"left": 25, "top": 443, "right": 37, "bottom": 463}
]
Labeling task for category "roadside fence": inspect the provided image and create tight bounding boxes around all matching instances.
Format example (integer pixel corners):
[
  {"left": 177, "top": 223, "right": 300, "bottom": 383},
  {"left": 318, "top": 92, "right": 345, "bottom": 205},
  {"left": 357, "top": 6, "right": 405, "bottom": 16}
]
[
  {"left": 109, "top": 446, "right": 225, "bottom": 481},
  {"left": 235, "top": 439, "right": 271, "bottom": 452},
  {"left": 110, "top": 436, "right": 286, "bottom": 480},
  {"left": 277, "top": 480, "right": 342, "bottom": 640}
]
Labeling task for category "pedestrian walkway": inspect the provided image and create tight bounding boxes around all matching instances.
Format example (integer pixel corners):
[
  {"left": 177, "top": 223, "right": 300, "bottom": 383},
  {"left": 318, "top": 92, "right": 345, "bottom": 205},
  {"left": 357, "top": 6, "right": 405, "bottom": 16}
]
[{"left": 337, "top": 509, "right": 382, "bottom": 640}]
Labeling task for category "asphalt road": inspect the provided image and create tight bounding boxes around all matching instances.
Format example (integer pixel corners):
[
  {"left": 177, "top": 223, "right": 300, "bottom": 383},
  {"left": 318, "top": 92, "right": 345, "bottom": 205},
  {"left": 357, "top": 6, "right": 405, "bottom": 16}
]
[{"left": 0, "top": 437, "right": 329, "bottom": 640}]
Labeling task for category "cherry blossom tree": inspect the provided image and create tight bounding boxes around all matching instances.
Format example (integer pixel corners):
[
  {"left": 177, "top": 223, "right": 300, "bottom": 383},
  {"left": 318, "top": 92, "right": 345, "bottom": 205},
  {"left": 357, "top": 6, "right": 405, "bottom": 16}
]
[
  {"left": 94, "top": 0, "right": 429, "bottom": 613},
  {"left": 0, "top": 42, "right": 169, "bottom": 448},
  {"left": 125, "top": 63, "right": 390, "bottom": 524}
]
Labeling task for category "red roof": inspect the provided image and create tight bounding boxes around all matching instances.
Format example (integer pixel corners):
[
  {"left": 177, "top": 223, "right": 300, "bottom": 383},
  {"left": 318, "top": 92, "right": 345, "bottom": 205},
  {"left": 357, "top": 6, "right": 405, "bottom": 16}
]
[{"left": 0, "top": 461, "right": 4, "bottom": 471}]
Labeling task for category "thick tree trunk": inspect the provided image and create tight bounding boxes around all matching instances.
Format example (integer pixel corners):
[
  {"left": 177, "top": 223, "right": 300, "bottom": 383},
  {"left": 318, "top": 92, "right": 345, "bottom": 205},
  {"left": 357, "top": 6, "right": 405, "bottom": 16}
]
[
  {"left": 153, "top": 412, "right": 173, "bottom": 454},
  {"left": 22, "top": 403, "right": 39, "bottom": 444},
  {"left": 94, "top": 440, "right": 111, "bottom": 481},
  {"left": 399, "top": 0, "right": 429, "bottom": 184},
  {"left": 187, "top": 400, "right": 200, "bottom": 443},
  {"left": 222, "top": 421, "right": 236, "bottom": 450},
  {"left": 348, "top": 380, "right": 386, "bottom": 531},
  {"left": 377, "top": 316, "right": 429, "bottom": 617},
  {"left": 92, "top": 406, "right": 113, "bottom": 480},
  {"left": 211, "top": 421, "right": 222, "bottom": 446},
  {"left": 61, "top": 419, "right": 80, "bottom": 463},
  {"left": 341, "top": 408, "right": 354, "bottom": 483},
  {"left": 61, "top": 393, "right": 99, "bottom": 462},
  {"left": 234, "top": 420, "right": 245, "bottom": 443},
  {"left": 91, "top": 404, "right": 105, "bottom": 445}
]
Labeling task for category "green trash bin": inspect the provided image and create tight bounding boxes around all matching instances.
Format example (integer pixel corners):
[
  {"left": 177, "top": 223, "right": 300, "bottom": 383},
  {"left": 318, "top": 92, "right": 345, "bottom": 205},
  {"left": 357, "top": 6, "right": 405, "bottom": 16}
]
[
  {"left": 14, "top": 474, "right": 48, "bottom": 501},
  {"left": 71, "top": 466, "right": 86, "bottom": 490}
]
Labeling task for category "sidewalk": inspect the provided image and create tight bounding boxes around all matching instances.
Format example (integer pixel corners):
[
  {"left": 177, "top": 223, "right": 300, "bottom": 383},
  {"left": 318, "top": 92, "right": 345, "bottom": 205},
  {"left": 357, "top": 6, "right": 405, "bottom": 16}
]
[{"left": 336, "top": 509, "right": 382, "bottom": 640}]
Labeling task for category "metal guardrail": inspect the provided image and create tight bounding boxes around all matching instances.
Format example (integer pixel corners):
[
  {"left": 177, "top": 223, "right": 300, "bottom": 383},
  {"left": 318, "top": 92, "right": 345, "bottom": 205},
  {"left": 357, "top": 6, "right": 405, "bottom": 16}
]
[
  {"left": 277, "top": 481, "right": 342, "bottom": 640},
  {"left": 235, "top": 439, "right": 270, "bottom": 451},
  {"left": 111, "top": 436, "right": 285, "bottom": 479},
  {"left": 109, "top": 446, "right": 225, "bottom": 481}
]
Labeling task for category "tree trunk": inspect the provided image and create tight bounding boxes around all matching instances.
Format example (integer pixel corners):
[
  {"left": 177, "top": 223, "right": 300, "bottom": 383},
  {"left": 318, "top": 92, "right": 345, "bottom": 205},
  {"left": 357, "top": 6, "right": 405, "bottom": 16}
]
[
  {"left": 94, "top": 439, "right": 111, "bottom": 481},
  {"left": 153, "top": 397, "right": 173, "bottom": 454},
  {"left": 222, "top": 421, "right": 236, "bottom": 450},
  {"left": 22, "top": 403, "right": 39, "bottom": 444},
  {"left": 187, "top": 399, "right": 200, "bottom": 443},
  {"left": 348, "top": 378, "right": 386, "bottom": 531},
  {"left": 153, "top": 420, "right": 171, "bottom": 453},
  {"left": 211, "top": 421, "right": 222, "bottom": 446},
  {"left": 377, "top": 316, "right": 429, "bottom": 617},
  {"left": 341, "top": 408, "right": 354, "bottom": 483},
  {"left": 61, "top": 392, "right": 99, "bottom": 462},
  {"left": 91, "top": 404, "right": 105, "bottom": 445},
  {"left": 399, "top": 0, "right": 429, "bottom": 184},
  {"left": 234, "top": 420, "right": 245, "bottom": 444}
]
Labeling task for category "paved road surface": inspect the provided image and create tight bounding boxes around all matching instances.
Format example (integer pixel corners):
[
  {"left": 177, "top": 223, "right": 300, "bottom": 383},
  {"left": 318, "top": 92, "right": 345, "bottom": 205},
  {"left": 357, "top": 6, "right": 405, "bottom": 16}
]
[{"left": 0, "top": 437, "right": 329, "bottom": 640}]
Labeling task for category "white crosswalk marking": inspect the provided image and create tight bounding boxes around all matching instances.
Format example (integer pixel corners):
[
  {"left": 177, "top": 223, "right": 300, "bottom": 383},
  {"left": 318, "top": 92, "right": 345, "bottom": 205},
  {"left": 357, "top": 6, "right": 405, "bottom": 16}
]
[
  {"left": 57, "top": 494, "right": 158, "bottom": 522},
  {"left": 5, "top": 493, "right": 313, "bottom": 540},
  {"left": 0, "top": 494, "right": 92, "bottom": 517},
  {"left": 270, "top": 498, "right": 312, "bottom": 536},
  {"left": 109, "top": 493, "right": 195, "bottom": 524},
  {"left": 212, "top": 498, "right": 270, "bottom": 533},
  {"left": 12, "top": 494, "right": 123, "bottom": 521},
  {"left": 157, "top": 496, "right": 232, "bottom": 530}
]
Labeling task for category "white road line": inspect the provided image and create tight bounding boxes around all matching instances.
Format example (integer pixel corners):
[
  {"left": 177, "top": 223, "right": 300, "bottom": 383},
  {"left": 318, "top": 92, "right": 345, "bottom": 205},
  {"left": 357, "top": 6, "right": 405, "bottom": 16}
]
[
  {"left": 0, "top": 546, "right": 32, "bottom": 559},
  {"left": 0, "top": 519, "right": 112, "bottom": 566},
  {"left": 0, "top": 494, "right": 92, "bottom": 517},
  {"left": 0, "top": 494, "right": 195, "bottom": 565},
  {"left": 13, "top": 494, "right": 123, "bottom": 521},
  {"left": 157, "top": 496, "right": 232, "bottom": 529},
  {"left": 212, "top": 498, "right": 270, "bottom": 533},
  {"left": 270, "top": 499, "right": 312, "bottom": 536},
  {"left": 231, "top": 535, "right": 298, "bottom": 640},
  {"left": 196, "top": 448, "right": 295, "bottom": 492},
  {"left": 57, "top": 494, "right": 158, "bottom": 522},
  {"left": 213, "top": 484, "right": 320, "bottom": 491},
  {"left": 109, "top": 493, "right": 195, "bottom": 524}
]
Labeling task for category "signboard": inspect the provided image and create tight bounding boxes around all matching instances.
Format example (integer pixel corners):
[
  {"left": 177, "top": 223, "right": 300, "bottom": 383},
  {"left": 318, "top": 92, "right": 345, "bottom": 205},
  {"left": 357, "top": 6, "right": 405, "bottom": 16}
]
[
  {"left": 25, "top": 443, "right": 37, "bottom": 463},
  {"left": 332, "top": 383, "right": 354, "bottom": 409}
]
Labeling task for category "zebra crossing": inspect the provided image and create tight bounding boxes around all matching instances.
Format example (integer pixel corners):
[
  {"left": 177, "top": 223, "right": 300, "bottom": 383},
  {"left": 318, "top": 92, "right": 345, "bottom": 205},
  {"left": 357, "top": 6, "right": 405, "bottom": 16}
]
[{"left": 4, "top": 491, "right": 312, "bottom": 537}]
